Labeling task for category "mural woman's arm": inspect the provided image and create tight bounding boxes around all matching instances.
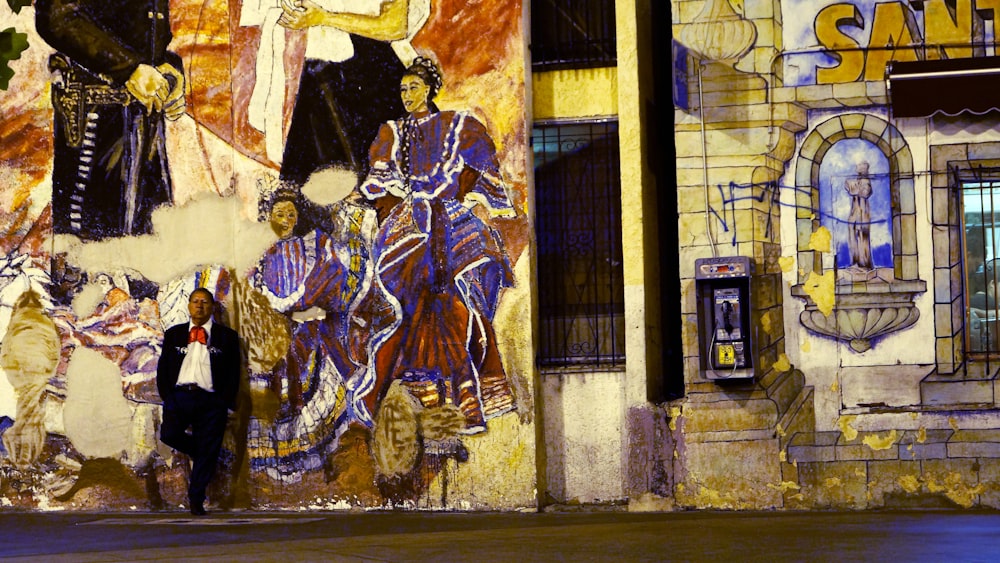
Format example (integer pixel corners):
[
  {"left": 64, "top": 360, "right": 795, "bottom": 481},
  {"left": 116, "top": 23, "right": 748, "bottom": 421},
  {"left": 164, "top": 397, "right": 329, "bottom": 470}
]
[{"left": 278, "top": 0, "right": 410, "bottom": 41}]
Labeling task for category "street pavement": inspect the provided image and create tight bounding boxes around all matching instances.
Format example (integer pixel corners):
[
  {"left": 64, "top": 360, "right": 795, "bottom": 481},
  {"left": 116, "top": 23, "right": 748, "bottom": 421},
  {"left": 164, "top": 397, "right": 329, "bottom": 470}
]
[{"left": 1, "top": 508, "right": 999, "bottom": 561}]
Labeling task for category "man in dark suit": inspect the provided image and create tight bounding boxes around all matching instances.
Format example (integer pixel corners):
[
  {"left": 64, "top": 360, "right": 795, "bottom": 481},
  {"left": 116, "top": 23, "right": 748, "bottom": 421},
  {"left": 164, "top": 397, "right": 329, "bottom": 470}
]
[
  {"left": 157, "top": 288, "right": 241, "bottom": 515},
  {"left": 35, "top": 0, "right": 185, "bottom": 240}
]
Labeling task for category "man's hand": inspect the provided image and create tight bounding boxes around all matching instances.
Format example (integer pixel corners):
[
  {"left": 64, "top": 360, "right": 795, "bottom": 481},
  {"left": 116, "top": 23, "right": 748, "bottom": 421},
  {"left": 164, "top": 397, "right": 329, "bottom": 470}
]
[
  {"left": 278, "top": 0, "right": 327, "bottom": 30},
  {"left": 125, "top": 64, "right": 170, "bottom": 113},
  {"left": 157, "top": 63, "right": 187, "bottom": 121}
]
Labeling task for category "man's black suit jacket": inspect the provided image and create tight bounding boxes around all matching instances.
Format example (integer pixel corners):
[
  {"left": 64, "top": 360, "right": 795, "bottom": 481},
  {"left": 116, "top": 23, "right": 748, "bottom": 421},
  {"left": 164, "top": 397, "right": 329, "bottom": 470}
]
[{"left": 156, "top": 321, "right": 241, "bottom": 411}]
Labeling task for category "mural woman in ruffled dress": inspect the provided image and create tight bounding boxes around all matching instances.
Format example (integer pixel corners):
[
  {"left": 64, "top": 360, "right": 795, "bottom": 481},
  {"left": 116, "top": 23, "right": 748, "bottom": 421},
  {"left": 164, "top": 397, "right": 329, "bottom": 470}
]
[
  {"left": 359, "top": 58, "right": 518, "bottom": 455},
  {"left": 250, "top": 189, "right": 370, "bottom": 478}
]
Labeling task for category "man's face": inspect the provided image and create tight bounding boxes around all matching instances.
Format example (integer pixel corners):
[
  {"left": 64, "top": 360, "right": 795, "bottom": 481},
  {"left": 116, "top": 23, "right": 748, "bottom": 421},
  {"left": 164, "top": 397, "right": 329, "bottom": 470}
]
[{"left": 188, "top": 290, "right": 214, "bottom": 326}]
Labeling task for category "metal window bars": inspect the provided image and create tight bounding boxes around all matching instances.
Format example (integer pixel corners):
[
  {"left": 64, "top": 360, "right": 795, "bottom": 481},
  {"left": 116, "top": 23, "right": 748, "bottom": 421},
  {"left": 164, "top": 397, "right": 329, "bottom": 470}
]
[
  {"left": 533, "top": 120, "right": 625, "bottom": 368},
  {"left": 530, "top": 0, "right": 617, "bottom": 71}
]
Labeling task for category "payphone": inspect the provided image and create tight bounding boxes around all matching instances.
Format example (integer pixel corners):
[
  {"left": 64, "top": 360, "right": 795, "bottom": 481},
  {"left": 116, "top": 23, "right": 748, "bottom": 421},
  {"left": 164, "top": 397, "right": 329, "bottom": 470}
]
[{"left": 695, "top": 256, "right": 755, "bottom": 380}]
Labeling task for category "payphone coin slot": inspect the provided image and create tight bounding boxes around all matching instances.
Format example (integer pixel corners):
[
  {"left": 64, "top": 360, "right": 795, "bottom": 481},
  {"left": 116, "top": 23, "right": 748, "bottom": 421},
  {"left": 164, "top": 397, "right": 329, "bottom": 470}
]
[{"left": 715, "top": 343, "right": 736, "bottom": 367}]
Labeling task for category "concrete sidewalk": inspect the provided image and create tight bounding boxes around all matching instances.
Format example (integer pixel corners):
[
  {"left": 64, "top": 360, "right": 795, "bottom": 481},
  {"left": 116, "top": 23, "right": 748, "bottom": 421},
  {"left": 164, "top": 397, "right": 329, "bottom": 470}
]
[{"left": 1, "top": 509, "right": 999, "bottom": 561}]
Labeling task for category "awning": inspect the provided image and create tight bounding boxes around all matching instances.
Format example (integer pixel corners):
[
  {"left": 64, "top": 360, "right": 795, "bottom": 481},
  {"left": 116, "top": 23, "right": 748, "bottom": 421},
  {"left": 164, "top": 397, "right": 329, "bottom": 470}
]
[{"left": 887, "top": 56, "right": 1000, "bottom": 118}]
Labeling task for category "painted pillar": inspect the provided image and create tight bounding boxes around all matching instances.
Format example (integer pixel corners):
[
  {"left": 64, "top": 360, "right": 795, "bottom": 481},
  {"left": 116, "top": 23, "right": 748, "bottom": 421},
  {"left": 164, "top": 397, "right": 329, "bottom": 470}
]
[{"left": 672, "top": 0, "right": 813, "bottom": 509}]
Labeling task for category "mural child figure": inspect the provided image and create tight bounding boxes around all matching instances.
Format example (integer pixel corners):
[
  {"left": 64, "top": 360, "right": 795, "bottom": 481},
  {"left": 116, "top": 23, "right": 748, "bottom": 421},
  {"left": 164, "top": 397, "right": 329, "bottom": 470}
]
[
  {"left": 157, "top": 288, "right": 241, "bottom": 516},
  {"left": 845, "top": 160, "right": 874, "bottom": 270},
  {"left": 359, "top": 57, "right": 518, "bottom": 468},
  {"left": 241, "top": 0, "right": 429, "bottom": 184},
  {"left": 249, "top": 189, "right": 373, "bottom": 478},
  {"left": 36, "top": 0, "right": 186, "bottom": 240}
]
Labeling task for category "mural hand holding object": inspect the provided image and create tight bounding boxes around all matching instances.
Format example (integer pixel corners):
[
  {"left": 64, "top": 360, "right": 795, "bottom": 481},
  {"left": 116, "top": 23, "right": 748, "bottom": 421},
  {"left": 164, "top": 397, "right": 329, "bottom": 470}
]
[
  {"left": 156, "top": 63, "right": 186, "bottom": 121},
  {"left": 278, "top": 0, "right": 318, "bottom": 30},
  {"left": 125, "top": 64, "right": 171, "bottom": 113}
]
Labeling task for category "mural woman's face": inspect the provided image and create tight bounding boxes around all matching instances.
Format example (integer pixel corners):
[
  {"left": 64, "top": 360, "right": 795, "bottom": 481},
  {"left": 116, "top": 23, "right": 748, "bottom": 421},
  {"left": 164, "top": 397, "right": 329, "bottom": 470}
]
[
  {"left": 270, "top": 200, "right": 298, "bottom": 239},
  {"left": 400, "top": 74, "right": 430, "bottom": 115}
]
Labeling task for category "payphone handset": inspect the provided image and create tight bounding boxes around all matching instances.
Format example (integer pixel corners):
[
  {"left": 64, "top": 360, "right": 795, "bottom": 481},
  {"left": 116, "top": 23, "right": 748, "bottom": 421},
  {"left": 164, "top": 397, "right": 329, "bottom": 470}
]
[{"left": 711, "top": 288, "right": 747, "bottom": 370}]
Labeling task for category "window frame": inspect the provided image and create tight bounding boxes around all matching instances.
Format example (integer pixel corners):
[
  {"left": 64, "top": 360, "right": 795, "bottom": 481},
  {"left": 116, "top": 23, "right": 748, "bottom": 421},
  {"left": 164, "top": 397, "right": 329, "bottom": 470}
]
[{"left": 532, "top": 117, "right": 626, "bottom": 370}]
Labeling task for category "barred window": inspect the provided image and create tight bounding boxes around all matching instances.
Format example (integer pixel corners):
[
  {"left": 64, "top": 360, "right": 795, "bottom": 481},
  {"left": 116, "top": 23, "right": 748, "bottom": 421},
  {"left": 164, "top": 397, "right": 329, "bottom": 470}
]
[
  {"left": 533, "top": 120, "right": 625, "bottom": 368},
  {"left": 530, "top": 0, "right": 617, "bottom": 70},
  {"left": 963, "top": 180, "right": 1000, "bottom": 357}
]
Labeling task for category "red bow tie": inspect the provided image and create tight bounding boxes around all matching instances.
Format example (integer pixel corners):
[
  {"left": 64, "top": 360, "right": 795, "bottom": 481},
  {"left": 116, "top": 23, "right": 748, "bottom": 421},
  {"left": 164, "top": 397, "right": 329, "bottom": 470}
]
[{"left": 188, "top": 326, "right": 207, "bottom": 345}]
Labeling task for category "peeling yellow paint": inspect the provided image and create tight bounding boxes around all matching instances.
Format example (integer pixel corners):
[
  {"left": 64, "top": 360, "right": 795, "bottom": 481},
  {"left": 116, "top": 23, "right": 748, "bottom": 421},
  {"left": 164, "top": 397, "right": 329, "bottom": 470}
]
[
  {"left": 941, "top": 473, "right": 984, "bottom": 508},
  {"left": 800, "top": 338, "right": 811, "bottom": 353},
  {"left": 855, "top": 467, "right": 866, "bottom": 478},
  {"left": 761, "top": 311, "right": 772, "bottom": 335},
  {"left": 695, "top": 486, "right": 729, "bottom": 507},
  {"left": 808, "top": 226, "right": 832, "bottom": 253},
  {"left": 898, "top": 474, "right": 921, "bottom": 493},
  {"left": 776, "top": 423, "right": 786, "bottom": 438},
  {"left": 790, "top": 493, "right": 805, "bottom": 502},
  {"left": 909, "top": 412, "right": 919, "bottom": 420},
  {"left": 673, "top": 449, "right": 679, "bottom": 459},
  {"left": 773, "top": 353, "right": 790, "bottom": 372},
  {"left": 917, "top": 427, "right": 927, "bottom": 443},
  {"left": 803, "top": 270, "right": 835, "bottom": 316},
  {"left": 779, "top": 450, "right": 787, "bottom": 462},
  {"left": 778, "top": 256, "right": 795, "bottom": 274},
  {"left": 926, "top": 477, "right": 945, "bottom": 494},
  {"left": 830, "top": 379, "right": 839, "bottom": 392},
  {"left": 947, "top": 485, "right": 984, "bottom": 508},
  {"left": 921, "top": 472, "right": 985, "bottom": 508},
  {"left": 668, "top": 407, "right": 682, "bottom": 431},
  {"left": 838, "top": 415, "right": 858, "bottom": 441},
  {"left": 948, "top": 417, "right": 960, "bottom": 432},
  {"left": 863, "top": 429, "right": 898, "bottom": 450},
  {"left": 824, "top": 477, "right": 842, "bottom": 488},
  {"left": 767, "top": 481, "right": 801, "bottom": 493}
]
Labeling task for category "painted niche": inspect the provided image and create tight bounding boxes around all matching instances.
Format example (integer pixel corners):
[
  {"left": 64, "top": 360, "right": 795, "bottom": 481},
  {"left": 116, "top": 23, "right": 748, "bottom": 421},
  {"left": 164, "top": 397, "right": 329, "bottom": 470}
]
[{"left": 790, "top": 113, "right": 926, "bottom": 352}]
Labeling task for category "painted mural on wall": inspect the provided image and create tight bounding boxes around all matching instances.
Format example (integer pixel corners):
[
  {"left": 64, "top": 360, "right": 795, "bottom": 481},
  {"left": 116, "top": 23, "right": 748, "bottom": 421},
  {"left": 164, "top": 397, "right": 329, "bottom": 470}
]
[
  {"left": 818, "top": 139, "right": 892, "bottom": 278},
  {"left": 782, "top": 0, "right": 1000, "bottom": 86},
  {"left": 0, "top": 0, "right": 533, "bottom": 510}
]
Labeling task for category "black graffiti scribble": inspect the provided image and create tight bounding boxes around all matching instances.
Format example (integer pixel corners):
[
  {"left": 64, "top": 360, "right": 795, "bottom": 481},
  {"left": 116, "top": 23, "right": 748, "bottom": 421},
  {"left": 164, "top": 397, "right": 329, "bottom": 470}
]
[{"left": 708, "top": 181, "right": 890, "bottom": 247}]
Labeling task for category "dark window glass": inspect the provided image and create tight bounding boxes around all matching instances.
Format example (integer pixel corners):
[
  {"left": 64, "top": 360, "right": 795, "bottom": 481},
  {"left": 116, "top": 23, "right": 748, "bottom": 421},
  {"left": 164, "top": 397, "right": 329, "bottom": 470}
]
[
  {"left": 963, "top": 181, "right": 1000, "bottom": 357},
  {"left": 533, "top": 120, "right": 625, "bottom": 367},
  {"left": 531, "top": 0, "right": 617, "bottom": 70}
]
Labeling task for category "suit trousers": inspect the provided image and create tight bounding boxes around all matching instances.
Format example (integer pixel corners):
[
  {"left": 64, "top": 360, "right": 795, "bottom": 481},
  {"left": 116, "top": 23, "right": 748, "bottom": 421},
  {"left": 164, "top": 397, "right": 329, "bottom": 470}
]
[{"left": 160, "top": 387, "right": 228, "bottom": 506}]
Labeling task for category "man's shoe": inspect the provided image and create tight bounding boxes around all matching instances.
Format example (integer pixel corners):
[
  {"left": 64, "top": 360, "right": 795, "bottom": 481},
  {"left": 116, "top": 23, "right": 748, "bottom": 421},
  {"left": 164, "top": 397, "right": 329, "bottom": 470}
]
[{"left": 190, "top": 503, "right": 207, "bottom": 516}]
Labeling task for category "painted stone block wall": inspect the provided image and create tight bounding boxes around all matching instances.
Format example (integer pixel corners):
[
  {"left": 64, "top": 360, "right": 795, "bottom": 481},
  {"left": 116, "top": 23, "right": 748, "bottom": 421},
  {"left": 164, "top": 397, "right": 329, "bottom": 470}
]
[
  {"left": 0, "top": 0, "right": 535, "bottom": 511},
  {"left": 671, "top": 0, "right": 1000, "bottom": 510}
]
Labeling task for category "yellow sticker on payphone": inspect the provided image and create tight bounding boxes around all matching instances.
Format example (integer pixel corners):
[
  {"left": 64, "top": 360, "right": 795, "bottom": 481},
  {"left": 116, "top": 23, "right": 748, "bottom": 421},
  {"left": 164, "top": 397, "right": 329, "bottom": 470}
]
[{"left": 716, "top": 344, "right": 736, "bottom": 366}]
